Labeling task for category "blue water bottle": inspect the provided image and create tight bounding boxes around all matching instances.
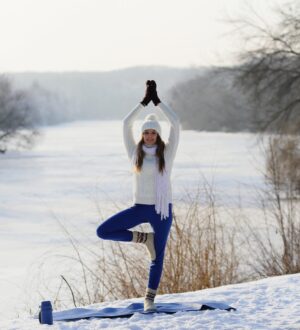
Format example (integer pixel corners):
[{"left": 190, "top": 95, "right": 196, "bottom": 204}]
[{"left": 39, "top": 300, "right": 53, "bottom": 325}]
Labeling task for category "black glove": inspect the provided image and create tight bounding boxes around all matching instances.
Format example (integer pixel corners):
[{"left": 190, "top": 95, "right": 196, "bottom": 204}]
[
  {"left": 150, "top": 80, "right": 161, "bottom": 106},
  {"left": 141, "top": 80, "right": 153, "bottom": 106}
]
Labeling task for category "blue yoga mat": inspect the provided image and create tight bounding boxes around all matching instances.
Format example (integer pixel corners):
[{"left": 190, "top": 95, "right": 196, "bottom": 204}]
[{"left": 52, "top": 301, "right": 236, "bottom": 321}]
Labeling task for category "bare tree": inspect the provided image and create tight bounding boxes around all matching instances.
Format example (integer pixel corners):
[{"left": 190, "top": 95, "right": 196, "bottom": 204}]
[
  {"left": 231, "top": 1, "right": 300, "bottom": 133},
  {"left": 265, "top": 135, "right": 300, "bottom": 196},
  {"left": 0, "top": 76, "right": 38, "bottom": 153},
  {"left": 241, "top": 136, "right": 300, "bottom": 277}
]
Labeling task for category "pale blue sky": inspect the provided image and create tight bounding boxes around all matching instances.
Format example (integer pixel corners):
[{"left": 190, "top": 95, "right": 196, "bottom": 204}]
[{"left": 0, "top": 0, "right": 285, "bottom": 72}]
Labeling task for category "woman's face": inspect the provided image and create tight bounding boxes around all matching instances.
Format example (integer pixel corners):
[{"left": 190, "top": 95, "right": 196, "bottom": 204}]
[{"left": 143, "top": 129, "right": 158, "bottom": 145}]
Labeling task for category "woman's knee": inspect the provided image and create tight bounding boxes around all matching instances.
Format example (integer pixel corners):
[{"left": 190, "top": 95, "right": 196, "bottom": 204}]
[
  {"left": 96, "top": 223, "right": 108, "bottom": 239},
  {"left": 96, "top": 214, "right": 119, "bottom": 239}
]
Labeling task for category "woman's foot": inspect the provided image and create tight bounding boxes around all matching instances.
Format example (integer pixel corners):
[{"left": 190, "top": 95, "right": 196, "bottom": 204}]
[
  {"left": 132, "top": 231, "right": 156, "bottom": 261},
  {"left": 144, "top": 288, "right": 157, "bottom": 312}
]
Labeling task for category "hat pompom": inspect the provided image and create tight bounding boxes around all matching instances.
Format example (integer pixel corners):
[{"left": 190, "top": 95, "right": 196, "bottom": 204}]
[{"left": 145, "top": 114, "right": 158, "bottom": 121}]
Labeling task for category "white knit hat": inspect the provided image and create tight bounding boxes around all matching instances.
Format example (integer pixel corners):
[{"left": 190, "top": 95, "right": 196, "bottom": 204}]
[{"left": 141, "top": 114, "right": 161, "bottom": 135}]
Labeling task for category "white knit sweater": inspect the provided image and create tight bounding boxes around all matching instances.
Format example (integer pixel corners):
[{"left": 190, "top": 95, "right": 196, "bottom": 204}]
[{"left": 123, "top": 102, "right": 180, "bottom": 205}]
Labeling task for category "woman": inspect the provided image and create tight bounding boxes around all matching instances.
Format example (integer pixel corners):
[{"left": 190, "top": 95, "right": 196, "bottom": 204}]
[{"left": 96, "top": 80, "right": 180, "bottom": 312}]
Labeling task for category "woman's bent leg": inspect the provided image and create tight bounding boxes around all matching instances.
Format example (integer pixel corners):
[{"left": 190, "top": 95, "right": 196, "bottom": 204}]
[{"left": 96, "top": 204, "right": 147, "bottom": 242}]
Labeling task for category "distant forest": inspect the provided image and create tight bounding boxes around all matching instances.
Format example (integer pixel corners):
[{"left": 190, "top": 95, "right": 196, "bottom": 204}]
[
  {"left": 7, "top": 66, "right": 258, "bottom": 132},
  {"left": 168, "top": 69, "right": 253, "bottom": 132}
]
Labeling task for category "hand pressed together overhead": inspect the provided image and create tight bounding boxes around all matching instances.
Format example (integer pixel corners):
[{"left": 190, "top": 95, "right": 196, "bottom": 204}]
[{"left": 141, "top": 80, "right": 161, "bottom": 106}]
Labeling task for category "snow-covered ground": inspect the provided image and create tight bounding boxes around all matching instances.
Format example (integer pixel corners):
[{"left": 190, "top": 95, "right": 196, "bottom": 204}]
[
  {"left": 0, "top": 119, "right": 271, "bottom": 327},
  {"left": 1, "top": 274, "right": 300, "bottom": 329}
]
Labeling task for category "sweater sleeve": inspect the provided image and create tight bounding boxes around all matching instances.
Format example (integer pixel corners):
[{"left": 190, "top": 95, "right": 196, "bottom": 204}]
[
  {"left": 123, "top": 103, "right": 145, "bottom": 160},
  {"left": 156, "top": 102, "right": 180, "bottom": 160}
]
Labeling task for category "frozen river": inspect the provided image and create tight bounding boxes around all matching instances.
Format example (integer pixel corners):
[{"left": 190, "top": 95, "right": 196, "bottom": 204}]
[{"left": 0, "top": 120, "right": 265, "bottom": 319}]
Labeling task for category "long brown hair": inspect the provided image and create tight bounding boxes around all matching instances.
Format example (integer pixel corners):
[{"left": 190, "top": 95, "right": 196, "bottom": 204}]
[{"left": 134, "top": 134, "right": 165, "bottom": 173}]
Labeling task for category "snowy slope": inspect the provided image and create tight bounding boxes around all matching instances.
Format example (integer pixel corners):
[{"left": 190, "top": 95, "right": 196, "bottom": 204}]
[{"left": 1, "top": 274, "right": 300, "bottom": 330}]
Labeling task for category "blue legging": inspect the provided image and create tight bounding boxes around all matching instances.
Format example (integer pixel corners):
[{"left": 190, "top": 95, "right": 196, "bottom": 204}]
[{"left": 96, "top": 203, "right": 172, "bottom": 291}]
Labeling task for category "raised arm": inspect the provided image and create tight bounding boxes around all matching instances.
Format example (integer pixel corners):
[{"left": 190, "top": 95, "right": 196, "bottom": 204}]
[
  {"left": 123, "top": 81, "right": 154, "bottom": 159},
  {"left": 123, "top": 103, "right": 144, "bottom": 160},
  {"left": 149, "top": 81, "right": 180, "bottom": 159},
  {"left": 156, "top": 102, "right": 180, "bottom": 160}
]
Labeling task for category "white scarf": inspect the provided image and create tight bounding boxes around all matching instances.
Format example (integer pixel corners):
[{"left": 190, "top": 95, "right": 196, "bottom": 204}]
[{"left": 132, "top": 144, "right": 170, "bottom": 220}]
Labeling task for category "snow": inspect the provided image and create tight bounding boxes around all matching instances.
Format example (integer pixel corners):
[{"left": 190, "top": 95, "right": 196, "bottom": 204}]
[
  {"left": 1, "top": 119, "right": 297, "bottom": 329},
  {"left": 1, "top": 274, "right": 300, "bottom": 329}
]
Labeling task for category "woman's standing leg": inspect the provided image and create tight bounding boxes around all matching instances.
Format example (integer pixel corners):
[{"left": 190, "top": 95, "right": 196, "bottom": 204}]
[
  {"left": 147, "top": 203, "right": 173, "bottom": 291},
  {"left": 141, "top": 203, "right": 172, "bottom": 312}
]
